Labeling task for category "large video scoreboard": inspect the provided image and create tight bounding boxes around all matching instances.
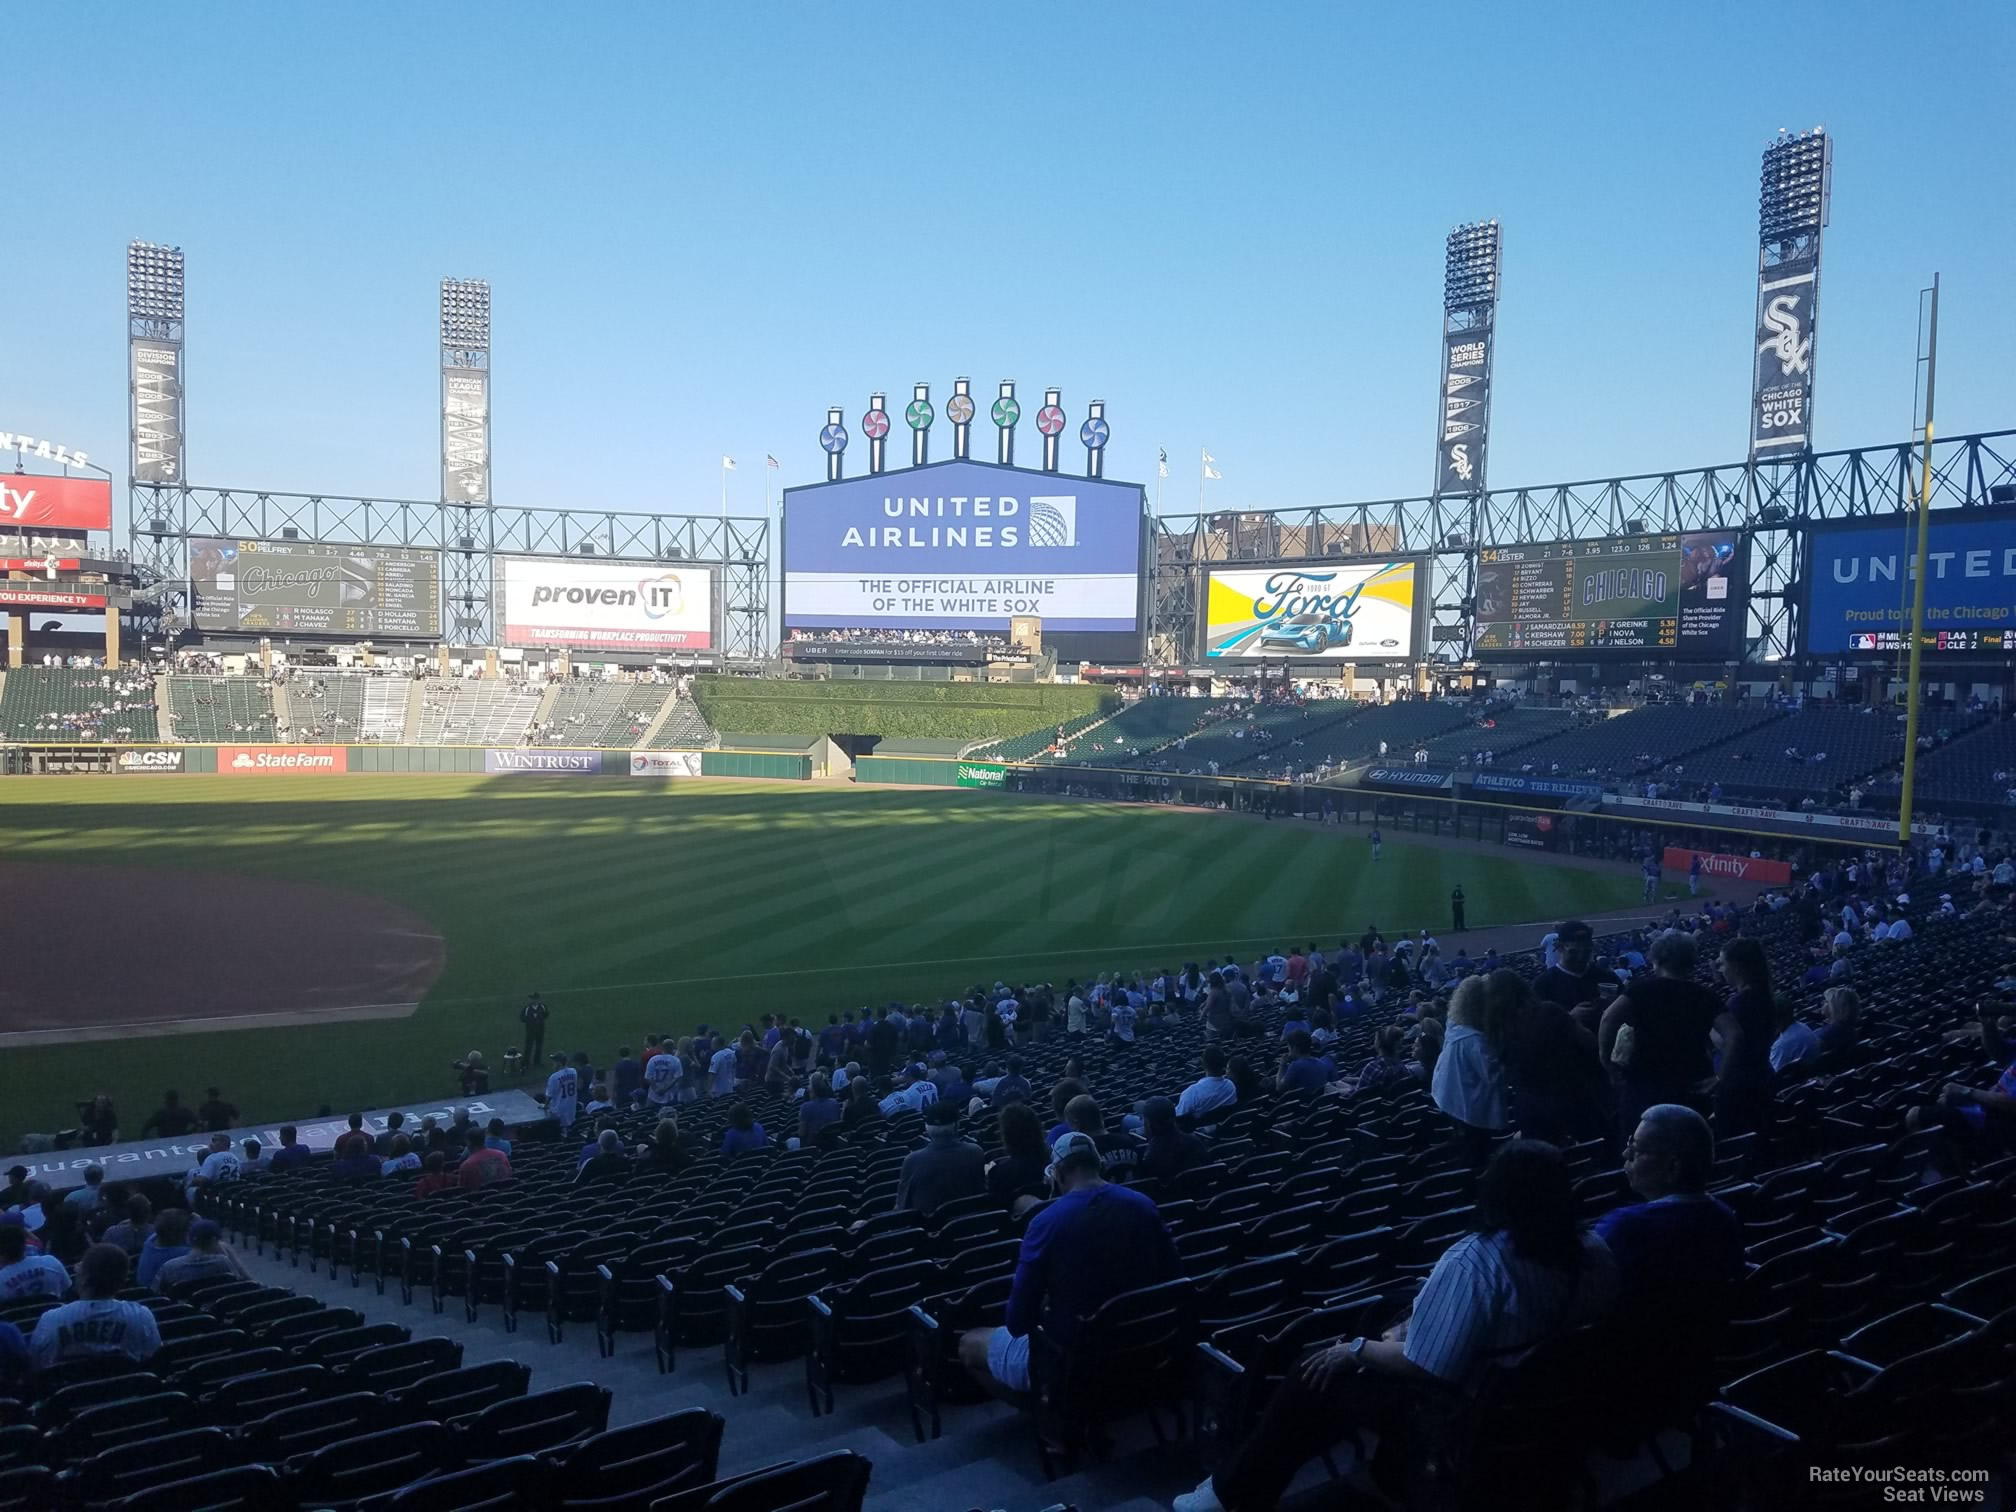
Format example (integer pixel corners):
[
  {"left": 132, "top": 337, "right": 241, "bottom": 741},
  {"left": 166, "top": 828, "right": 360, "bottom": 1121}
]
[
  {"left": 190, "top": 539, "right": 442, "bottom": 638},
  {"left": 1474, "top": 529, "right": 1744, "bottom": 657}
]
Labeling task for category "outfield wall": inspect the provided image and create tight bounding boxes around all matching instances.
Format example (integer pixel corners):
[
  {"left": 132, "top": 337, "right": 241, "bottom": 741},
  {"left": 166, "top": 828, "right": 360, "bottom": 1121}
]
[{"left": 0, "top": 744, "right": 811, "bottom": 781}]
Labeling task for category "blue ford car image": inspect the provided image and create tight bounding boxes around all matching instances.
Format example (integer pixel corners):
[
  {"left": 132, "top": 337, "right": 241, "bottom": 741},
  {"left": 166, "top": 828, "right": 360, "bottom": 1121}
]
[{"left": 1256, "top": 612, "right": 1351, "bottom": 654}]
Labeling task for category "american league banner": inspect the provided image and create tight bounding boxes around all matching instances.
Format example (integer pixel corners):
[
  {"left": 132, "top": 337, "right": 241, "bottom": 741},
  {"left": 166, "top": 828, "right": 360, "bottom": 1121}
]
[{"left": 1436, "top": 329, "right": 1492, "bottom": 495}]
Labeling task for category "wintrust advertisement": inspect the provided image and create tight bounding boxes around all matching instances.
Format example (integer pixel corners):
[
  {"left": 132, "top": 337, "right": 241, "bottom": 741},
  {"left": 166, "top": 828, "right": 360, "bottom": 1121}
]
[
  {"left": 498, "top": 559, "right": 713, "bottom": 651},
  {"left": 1204, "top": 560, "right": 1422, "bottom": 660},
  {"left": 780, "top": 459, "right": 1143, "bottom": 634},
  {"left": 218, "top": 745, "right": 348, "bottom": 774},
  {"left": 484, "top": 749, "right": 603, "bottom": 775}
]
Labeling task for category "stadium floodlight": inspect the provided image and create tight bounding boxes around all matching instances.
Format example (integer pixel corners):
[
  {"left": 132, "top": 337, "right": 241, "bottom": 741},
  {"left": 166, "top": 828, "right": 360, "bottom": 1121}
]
[
  {"left": 126, "top": 242, "right": 185, "bottom": 322},
  {"left": 1442, "top": 220, "right": 1501, "bottom": 312},
  {"left": 440, "top": 278, "right": 491, "bottom": 348},
  {"left": 1759, "top": 129, "right": 1831, "bottom": 241}
]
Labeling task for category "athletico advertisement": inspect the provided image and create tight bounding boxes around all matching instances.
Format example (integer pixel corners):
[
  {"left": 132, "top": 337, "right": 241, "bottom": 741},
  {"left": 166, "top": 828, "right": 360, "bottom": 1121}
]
[
  {"left": 217, "top": 745, "right": 348, "bottom": 774},
  {"left": 498, "top": 559, "right": 713, "bottom": 651},
  {"left": 1203, "top": 560, "right": 1422, "bottom": 660},
  {"left": 629, "top": 751, "right": 703, "bottom": 777},
  {"left": 1662, "top": 848, "right": 1793, "bottom": 886},
  {"left": 483, "top": 749, "right": 603, "bottom": 775},
  {"left": 0, "top": 476, "right": 113, "bottom": 532},
  {"left": 1803, "top": 509, "right": 2016, "bottom": 655},
  {"left": 780, "top": 459, "right": 1144, "bottom": 637}
]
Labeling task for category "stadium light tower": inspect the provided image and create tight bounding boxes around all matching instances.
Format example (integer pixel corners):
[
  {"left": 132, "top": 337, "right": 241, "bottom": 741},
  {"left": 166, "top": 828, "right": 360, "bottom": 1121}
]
[
  {"left": 440, "top": 279, "right": 492, "bottom": 505},
  {"left": 1749, "top": 128, "right": 1831, "bottom": 462},
  {"left": 127, "top": 241, "right": 186, "bottom": 486},
  {"left": 1432, "top": 220, "right": 1500, "bottom": 499}
]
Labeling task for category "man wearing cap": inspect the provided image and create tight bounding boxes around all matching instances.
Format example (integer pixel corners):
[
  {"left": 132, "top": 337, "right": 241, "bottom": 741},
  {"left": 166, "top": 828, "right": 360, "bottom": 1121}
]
[
  {"left": 958, "top": 1130, "right": 1178, "bottom": 1400},
  {"left": 185, "top": 1133, "right": 242, "bottom": 1208},
  {"left": 29, "top": 1245, "right": 160, "bottom": 1370},
  {"left": 152, "top": 1219, "right": 248, "bottom": 1291},
  {"left": 0, "top": 1219, "right": 69, "bottom": 1300},
  {"left": 896, "top": 1100, "right": 986, "bottom": 1216},
  {"left": 879, "top": 1064, "right": 940, "bottom": 1118}
]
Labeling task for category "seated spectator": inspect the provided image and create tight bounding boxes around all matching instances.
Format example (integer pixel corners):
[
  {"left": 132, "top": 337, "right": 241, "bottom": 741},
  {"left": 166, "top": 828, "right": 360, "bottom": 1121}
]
[
  {"left": 840, "top": 1078, "right": 884, "bottom": 1133},
  {"left": 29, "top": 1244, "right": 161, "bottom": 1371},
  {"left": 414, "top": 1151, "right": 455, "bottom": 1198},
  {"left": 1139, "top": 1096, "right": 1210, "bottom": 1184},
  {"left": 457, "top": 1128, "right": 512, "bottom": 1188},
  {"left": 1177, "top": 1142, "right": 1619, "bottom": 1512},
  {"left": 1063, "top": 1094, "right": 1145, "bottom": 1182},
  {"left": 1351, "top": 1025, "right": 1414, "bottom": 1096},
  {"left": 329, "top": 1135, "right": 382, "bottom": 1182},
  {"left": 879, "top": 1063, "right": 940, "bottom": 1117},
  {"left": 575, "top": 1119, "right": 620, "bottom": 1169},
  {"left": 1046, "top": 1078, "right": 1088, "bottom": 1144},
  {"left": 0, "top": 1220, "right": 68, "bottom": 1301},
  {"left": 1275, "top": 1029, "right": 1334, "bottom": 1095},
  {"left": 268, "top": 1125, "right": 314, "bottom": 1172},
  {"left": 1175, "top": 1045, "right": 1238, "bottom": 1126},
  {"left": 897, "top": 1100, "right": 987, "bottom": 1216},
  {"left": 136, "top": 1208, "right": 192, "bottom": 1289},
  {"left": 154, "top": 1219, "right": 248, "bottom": 1291},
  {"left": 239, "top": 1139, "right": 270, "bottom": 1174},
  {"left": 101, "top": 1195, "right": 153, "bottom": 1258},
  {"left": 575, "top": 1129, "right": 632, "bottom": 1185},
  {"left": 987, "top": 1101, "right": 1050, "bottom": 1209},
  {"left": 796, "top": 1074, "right": 843, "bottom": 1148},
  {"left": 484, "top": 1118, "right": 513, "bottom": 1155},
  {"left": 1596, "top": 1105, "right": 1744, "bottom": 1325},
  {"left": 959, "top": 1131, "right": 1179, "bottom": 1402},
  {"left": 1817, "top": 986, "right": 1860, "bottom": 1056},
  {"left": 185, "top": 1132, "right": 243, "bottom": 1206},
  {"left": 61, "top": 1166, "right": 106, "bottom": 1219},
  {"left": 721, "top": 1103, "right": 768, "bottom": 1158},
  {"left": 0, "top": 1320, "right": 26, "bottom": 1395},
  {"left": 372, "top": 1112, "right": 408, "bottom": 1157},
  {"left": 1768, "top": 996, "right": 1821, "bottom": 1073},
  {"left": 1408, "top": 1016, "right": 1445, "bottom": 1087},
  {"left": 990, "top": 1057, "right": 1032, "bottom": 1107}
]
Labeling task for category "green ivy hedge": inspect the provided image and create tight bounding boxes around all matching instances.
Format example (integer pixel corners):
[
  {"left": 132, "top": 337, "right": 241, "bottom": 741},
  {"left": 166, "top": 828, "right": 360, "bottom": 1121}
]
[{"left": 691, "top": 678, "right": 1113, "bottom": 741}]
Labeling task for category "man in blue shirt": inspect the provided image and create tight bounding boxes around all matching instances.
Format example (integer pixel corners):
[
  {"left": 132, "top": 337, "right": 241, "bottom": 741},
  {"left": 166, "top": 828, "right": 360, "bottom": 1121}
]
[
  {"left": 958, "top": 1132, "right": 1177, "bottom": 1398},
  {"left": 1276, "top": 1031, "right": 1333, "bottom": 1094}
]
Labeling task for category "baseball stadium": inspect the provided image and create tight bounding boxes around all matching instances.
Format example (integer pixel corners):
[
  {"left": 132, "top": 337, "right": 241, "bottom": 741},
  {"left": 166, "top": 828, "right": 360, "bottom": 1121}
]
[{"left": 4, "top": 24, "right": 2016, "bottom": 1512}]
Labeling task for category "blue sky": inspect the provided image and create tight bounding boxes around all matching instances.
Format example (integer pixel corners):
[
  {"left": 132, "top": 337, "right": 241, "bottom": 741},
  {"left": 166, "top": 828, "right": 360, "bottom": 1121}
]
[{"left": 4, "top": 2, "right": 2011, "bottom": 528}]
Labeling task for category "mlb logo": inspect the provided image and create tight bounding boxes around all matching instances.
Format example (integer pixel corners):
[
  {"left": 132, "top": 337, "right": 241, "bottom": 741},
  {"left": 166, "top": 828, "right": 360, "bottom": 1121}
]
[{"left": 1027, "top": 496, "right": 1077, "bottom": 548}]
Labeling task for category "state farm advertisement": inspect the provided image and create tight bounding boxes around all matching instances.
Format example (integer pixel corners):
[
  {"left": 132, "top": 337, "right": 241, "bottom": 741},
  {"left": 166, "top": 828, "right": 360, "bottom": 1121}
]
[
  {"left": 0, "top": 477, "right": 113, "bottom": 532},
  {"left": 1662, "top": 847, "right": 1793, "bottom": 886},
  {"left": 217, "top": 745, "right": 349, "bottom": 775},
  {"left": 498, "top": 558, "right": 713, "bottom": 651}
]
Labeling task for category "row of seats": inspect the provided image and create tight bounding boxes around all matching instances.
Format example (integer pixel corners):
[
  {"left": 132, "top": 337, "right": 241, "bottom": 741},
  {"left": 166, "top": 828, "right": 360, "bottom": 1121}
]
[
  {"left": 165, "top": 676, "right": 278, "bottom": 742},
  {"left": 533, "top": 685, "right": 671, "bottom": 748},
  {"left": 0, "top": 669, "right": 159, "bottom": 743},
  {"left": 648, "top": 698, "right": 721, "bottom": 750},
  {"left": 412, "top": 682, "right": 544, "bottom": 746}
]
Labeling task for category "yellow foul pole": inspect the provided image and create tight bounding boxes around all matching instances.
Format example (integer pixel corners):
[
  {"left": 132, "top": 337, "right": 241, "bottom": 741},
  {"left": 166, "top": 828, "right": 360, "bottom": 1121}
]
[{"left": 1896, "top": 274, "right": 1939, "bottom": 845}]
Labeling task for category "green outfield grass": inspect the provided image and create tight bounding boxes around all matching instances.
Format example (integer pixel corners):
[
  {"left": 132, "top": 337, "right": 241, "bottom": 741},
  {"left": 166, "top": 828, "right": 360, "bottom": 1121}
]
[{"left": 0, "top": 777, "right": 1641, "bottom": 1140}]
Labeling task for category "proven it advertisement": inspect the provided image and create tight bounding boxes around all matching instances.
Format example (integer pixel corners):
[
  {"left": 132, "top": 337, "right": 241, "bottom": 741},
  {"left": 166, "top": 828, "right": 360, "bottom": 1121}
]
[
  {"left": 498, "top": 559, "right": 713, "bottom": 651},
  {"left": 1204, "top": 560, "right": 1421, "bottom": 659},
  {"left": 780, "top": 459, "right": 1143, "bottom": 632}
]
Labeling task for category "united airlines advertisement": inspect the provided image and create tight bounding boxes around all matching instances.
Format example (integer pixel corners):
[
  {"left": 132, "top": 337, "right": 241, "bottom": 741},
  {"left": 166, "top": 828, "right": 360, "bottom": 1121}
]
[
  {"left": 1803, "top": 509, "right": 2016, "bottom": 656},
  {"left": 780, "top": 460, "right": 1144, "bottom": 639},
  {"left": 1204, "top": 559, "right": 1423, "bottom": 660}
]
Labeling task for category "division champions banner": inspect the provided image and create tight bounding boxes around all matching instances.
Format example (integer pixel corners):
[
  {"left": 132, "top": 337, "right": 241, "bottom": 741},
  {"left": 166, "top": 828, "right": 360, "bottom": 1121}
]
[{"left": 1204, "top": 560, "right": 1420, "bottom": 660}]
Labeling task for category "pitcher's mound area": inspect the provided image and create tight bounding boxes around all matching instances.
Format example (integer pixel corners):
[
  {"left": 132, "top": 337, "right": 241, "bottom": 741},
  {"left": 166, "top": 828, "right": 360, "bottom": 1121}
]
[{"left": 0, "top": 862, "right": 445, "bottom": 1045}]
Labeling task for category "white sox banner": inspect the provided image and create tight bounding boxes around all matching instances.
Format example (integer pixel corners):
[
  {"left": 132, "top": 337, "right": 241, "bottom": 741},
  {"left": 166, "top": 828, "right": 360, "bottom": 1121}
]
[
  {"left": 1436, "top": 329, "right": 1492, "bottom": 496},
  {"left": 1750, "top": 250, "right": 1818, "bottom": 461}
]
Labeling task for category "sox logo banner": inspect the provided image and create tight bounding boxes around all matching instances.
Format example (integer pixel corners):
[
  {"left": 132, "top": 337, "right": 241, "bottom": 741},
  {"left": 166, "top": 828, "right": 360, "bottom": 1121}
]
[
  {"left": 1436, "top": 329, "right": 1492, "bottom": 495},
  {"left": 1750, "top": 251, "right": 1818, "bottom": 461}
]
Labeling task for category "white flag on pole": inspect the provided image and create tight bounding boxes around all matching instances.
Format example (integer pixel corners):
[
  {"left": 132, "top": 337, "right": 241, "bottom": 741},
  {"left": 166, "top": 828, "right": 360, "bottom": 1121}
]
[
  {"left": 721, "top": 456, "right": 737, "bottom": 470},
  {"left": 1157, "top": 448, "right": 1169, "bottom": 479},
  {"left": 1201, "top": 449, "right": 1216, "bottom": 464},
  {"left": 1204, "top": 464, "right": 1222, "bottom": 480}
]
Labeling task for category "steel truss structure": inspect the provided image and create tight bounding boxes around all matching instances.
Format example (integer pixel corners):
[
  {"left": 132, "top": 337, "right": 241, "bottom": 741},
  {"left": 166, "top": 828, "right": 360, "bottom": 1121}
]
[
  {"left": 127, "top": 484, "right": 770, "bottom": 658},
  {"left": 1148, "top": 428, "right": 2016, "bottom": 668}
]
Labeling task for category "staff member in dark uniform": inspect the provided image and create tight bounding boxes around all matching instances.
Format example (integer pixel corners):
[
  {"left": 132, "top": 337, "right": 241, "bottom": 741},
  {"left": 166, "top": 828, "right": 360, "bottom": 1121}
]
[
  {"left": 1450, "top": 884, "right": 1466, "bottom": 932},
  {"left": 520, "top": 992, "right": 550, "bottom": 1067}
]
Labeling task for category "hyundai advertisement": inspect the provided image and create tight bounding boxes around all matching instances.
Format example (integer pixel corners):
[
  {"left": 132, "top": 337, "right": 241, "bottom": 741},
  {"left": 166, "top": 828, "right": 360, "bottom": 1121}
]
[
  {"left": 1803, "top": 508, "right": 2016, "bottom": 656},
  {"left": 780, "top": 460, "right": 1144, "bottom": 656},
  {"left": 1203, "top": 559, "right": 1423, "bottom": 660}
]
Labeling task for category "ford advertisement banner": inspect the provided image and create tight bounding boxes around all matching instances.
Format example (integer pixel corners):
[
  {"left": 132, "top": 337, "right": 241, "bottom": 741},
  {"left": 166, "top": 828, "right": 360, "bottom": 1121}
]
[
  {"left": 484, "top": 749, "right": 603, "bottom": 775},
  {"left": 780, "top": 460, "right": 1143, "bottom": 635},
  {"left": 1803, "top": 509, "right": 2016, "bottom": 655},
  {"left": 1204, "top": 560, "right": 1422, "bottom": 660},
  {"left": 498, "top": 558, "right": 713, "bottom": 651}
]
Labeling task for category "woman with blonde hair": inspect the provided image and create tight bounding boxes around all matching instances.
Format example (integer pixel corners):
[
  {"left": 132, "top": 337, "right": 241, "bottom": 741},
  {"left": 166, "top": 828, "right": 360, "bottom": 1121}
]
[{"left": 1433, "top": 975, "right": 1507, "bottom": 1165}]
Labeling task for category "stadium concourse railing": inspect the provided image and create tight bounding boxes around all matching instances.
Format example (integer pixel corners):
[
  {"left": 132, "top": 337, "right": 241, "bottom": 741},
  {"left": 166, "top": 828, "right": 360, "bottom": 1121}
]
[{"left": 0, "top": 742, "right": 815, "bottom": 781}]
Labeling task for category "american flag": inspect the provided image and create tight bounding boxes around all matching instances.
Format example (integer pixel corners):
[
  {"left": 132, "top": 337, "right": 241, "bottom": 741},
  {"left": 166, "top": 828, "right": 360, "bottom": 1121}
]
[{"left": 765, "top": 455, "right": 780, "bottom": 468}]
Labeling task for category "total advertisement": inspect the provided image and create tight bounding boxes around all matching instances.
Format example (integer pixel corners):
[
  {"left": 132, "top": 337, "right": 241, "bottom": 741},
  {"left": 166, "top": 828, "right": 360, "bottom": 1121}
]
[
  {"left": 0, "top": 475, "right": 113, "bottom": 532},
  {"left": 780, "top": 459, "right": 1144, "bottom": 636},
  {"left": 630, "top": 751, "right": 703, "bottom": 777},
  {"left": 1803, "top": 508, "right": 2016, "bottom": 656},
  {"left": 1204, "top": 559, "right": 1421, "bottom": 660},
  {"left": 484, "top": 748, "right": 604, "bottom": 775},
  {"left": 218, "top": 745, "right": 349, "bottom": 774},
  {"left": 499, "top": 558, "right": 713, "bottom": 651}
]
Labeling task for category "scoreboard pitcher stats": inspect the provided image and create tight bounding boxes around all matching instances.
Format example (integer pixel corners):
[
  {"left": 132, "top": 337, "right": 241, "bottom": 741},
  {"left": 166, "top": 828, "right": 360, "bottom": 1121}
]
[{"left": 1473, "top": 530, "right": 1743, "bottom": 656}]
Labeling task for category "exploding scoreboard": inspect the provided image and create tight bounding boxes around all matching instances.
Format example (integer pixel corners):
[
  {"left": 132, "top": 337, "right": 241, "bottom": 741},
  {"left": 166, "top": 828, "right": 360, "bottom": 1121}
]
[
  {"left": 190, "top": 539, "right": 443, "bottom": 638},
  {"left": 1473, "top": 530, "right": 1744, "bottom": 657}
]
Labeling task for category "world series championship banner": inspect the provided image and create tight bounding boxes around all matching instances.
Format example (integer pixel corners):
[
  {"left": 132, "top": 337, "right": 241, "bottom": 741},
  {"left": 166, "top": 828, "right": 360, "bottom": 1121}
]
[
  {"left": 1751, "top": 251, "right": 1818, "bottom": 461},
  {"left": 1437, "top": 330, "right": 1492, "bottom": 495}
]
